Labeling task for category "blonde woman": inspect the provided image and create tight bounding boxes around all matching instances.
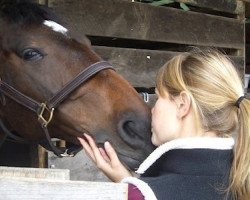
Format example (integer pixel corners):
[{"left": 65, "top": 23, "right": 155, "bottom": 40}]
[{"left": 78, "top": 48, "right": 250, "bottom": 200}]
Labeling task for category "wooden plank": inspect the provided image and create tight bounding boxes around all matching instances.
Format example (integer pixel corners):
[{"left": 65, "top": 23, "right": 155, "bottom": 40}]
[
  {"left": 94, "top": 46, "right": 177, "bottom": 88},
  {"left": 38, "top": 0, "right": 48, "bottom": 5},
  {"left": 230, "top": 56, "right": 245, "bottom": 77},
  {"left": 31, "top": 0, "right": 47, "bottom": 4},
  {"left": 175, "top": 0, "right": 243, "bottom": 15},
  {"left": 0, "top": 177, "right": 127, "bottom": 200},
  {"left": 124, "top": 0, "right": 243, "bottom": 15},
  {"left": 48, "top": 0, "right": 244, "bottom": 49},
  {"left": 0, "top": 166, "right": 69, "bottom": 180},
  {"left": 92, "top": 46, "right": 244, "bottom": 87}
]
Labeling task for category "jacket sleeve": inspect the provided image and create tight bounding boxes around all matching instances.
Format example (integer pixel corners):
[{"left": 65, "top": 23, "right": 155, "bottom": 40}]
[
  {"left": 121, "top": 177, "right": 157, "bottom": 200},
  {"left": 128, "top": 184, "right": 144, "bottom": 200}
]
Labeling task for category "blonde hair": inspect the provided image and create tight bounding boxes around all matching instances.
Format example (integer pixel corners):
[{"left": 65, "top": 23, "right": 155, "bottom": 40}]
[{"left": 156, "top": 48, "right": 250, "bottom": 199}]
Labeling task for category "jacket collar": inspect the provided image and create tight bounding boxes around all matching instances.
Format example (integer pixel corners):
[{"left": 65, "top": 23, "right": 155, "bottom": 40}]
[{"left": 136, "top": 137, "right": 234, "bottom": 174}]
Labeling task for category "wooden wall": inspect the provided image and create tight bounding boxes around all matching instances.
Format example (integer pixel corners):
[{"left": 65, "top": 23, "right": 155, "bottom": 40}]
[{"left": 36, "top": 0, "right": 245, "bottom": 89}]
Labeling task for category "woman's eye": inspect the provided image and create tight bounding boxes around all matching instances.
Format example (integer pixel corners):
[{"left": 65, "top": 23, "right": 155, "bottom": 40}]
[{"left": 21, "top": 48, "right": 44, "bottom": 61}]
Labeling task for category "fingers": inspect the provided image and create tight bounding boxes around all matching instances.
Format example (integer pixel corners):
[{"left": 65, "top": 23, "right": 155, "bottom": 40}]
[
  {"left": 78, "top": 137, "right": 96, "bottom": 162},
  {"left": 78, "top": 133, "right": 132, "bottom": 182},
  {"left": 79, "top": 134, "right": 119, "bottom": 166},
  {"left": 99, "top": 147, "right": 111, "bottom": 163},
  {"left": 84, "top": 134, "right": 106, "bottom": 164},
  {"left": 104, "top": 141, "right": 121, "bottom": 166},
  {"left": 79, "top": 134, "right": 111, "bottom": 169}
]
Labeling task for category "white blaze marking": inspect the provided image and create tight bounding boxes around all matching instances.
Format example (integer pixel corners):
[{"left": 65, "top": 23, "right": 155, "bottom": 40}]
[{"left": 43, "top": 20, "right": 68, "bottom": 35}]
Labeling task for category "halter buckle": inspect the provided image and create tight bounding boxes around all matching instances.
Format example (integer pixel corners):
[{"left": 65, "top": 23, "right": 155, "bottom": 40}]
[{"left": 37, "top": 103, "right": 54, "bottom": 127}]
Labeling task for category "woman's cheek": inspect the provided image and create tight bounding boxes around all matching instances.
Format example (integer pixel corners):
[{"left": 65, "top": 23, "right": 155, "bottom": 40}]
[
  {"left": 151, "top": 129, "right": 160, "bottom": 146},
  {"left": 151, "top": 134, "right": 158, "bottom": 146}
]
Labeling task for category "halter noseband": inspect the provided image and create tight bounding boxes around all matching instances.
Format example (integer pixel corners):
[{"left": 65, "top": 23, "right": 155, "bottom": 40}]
[{"left": 0, "top": 61, "right": 114, "bottom": 157}]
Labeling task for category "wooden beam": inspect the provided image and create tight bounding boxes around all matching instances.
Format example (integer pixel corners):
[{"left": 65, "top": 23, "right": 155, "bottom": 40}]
[
  {"left": 93, "top": 46, "right": 177, "bottom": 88},
  {"left": 30, "top": 0, "right": 48, "bottom": 4},
  {"left": 175, "top": 0, "right": 243, "bottom": 15},
  {"left": 38, "top": 0, "right": 48, "bottom": 5},
  {"left": 48, "top": 0, "right": 244, "bottom": 49},
  {"left": 123, "top": 0, "right": 243, "bottom": 14},
  {"left": 0, "top": 177, "right": 127, "bottom": 199},
  {"left": 92, "top": 46, "right": 245, "bottom": 87},
  {"left": 0, "top": 166, "right": 69, "bottom": 180}
]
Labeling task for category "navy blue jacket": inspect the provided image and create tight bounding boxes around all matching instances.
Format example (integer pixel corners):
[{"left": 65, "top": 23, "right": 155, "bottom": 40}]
[
  {"left": 122, "top": 137, "right": 234, "bottom": 200},
  {"left": 141, "top": 148, "right": 232, "bottom": 200}
]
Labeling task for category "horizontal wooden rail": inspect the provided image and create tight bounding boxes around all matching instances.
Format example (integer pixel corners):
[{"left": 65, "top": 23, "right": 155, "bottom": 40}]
[
  {"left": 93, "top": 46, "right": 244, "bottom": 87},
  {"left": 123, "top": 0, "right": 243, "bottom": 15},
  {"left": 174, "top": 0, "right": 243, "bottom": 15},
  {"left": 48, "top": 0, "right": 244, "bottom": 49},
  {"left": 0, "top": 166, "right": 69, "bottom": 180},
  {"left": 0, "top": 177, "right": 127, "bottom": 199},
  {"left": 0, "top": 167, "right": 127, "bottom": 199}
]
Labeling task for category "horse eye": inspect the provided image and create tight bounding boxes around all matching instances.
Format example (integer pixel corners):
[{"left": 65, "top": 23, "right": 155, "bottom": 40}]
[{"left": 21, "top": 48, "right": 43, "bottom": 61}]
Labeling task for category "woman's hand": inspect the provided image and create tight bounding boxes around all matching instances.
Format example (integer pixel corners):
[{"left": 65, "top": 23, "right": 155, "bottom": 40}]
[{"left": 78, "top": 133, "right": 132, "bottom": 182}]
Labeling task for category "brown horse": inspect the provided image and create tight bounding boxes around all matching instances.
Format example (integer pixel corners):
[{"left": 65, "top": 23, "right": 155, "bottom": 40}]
[{"left": 0, "top": 0, "right": 154, "bottom": 170}]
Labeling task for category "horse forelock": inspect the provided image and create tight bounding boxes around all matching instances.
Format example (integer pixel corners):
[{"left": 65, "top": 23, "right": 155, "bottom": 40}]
[
  {"left": 0, "top": 0, "right": 62, "bottom": 26},
  {"left": 43, "top": 20, "right": 68, "bottom": 36}
]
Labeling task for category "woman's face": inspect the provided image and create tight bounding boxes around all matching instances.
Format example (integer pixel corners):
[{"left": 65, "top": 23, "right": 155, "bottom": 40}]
[{"left": 151, "top": 89, "right": 181, "bottom": 146}]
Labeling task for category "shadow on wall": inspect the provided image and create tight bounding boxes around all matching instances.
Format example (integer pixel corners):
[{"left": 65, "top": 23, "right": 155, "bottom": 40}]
[{"left": 0, "top": 140, "right": 31, "bottom": 167}]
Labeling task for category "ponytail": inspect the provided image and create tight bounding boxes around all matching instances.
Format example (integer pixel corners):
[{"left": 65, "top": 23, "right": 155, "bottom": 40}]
[{"left": 229, "top": 98, "right": 250, "bottom": 199}]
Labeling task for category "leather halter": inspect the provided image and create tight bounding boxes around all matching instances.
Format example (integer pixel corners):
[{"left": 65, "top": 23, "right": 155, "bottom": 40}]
[{"left": 0, "top": 61, "right": 114, "bottom": 157}]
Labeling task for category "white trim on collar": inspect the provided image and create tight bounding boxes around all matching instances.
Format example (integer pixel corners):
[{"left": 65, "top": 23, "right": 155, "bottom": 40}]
[{"left": 136, "top": 137, "right": 234, "bottom": 174}]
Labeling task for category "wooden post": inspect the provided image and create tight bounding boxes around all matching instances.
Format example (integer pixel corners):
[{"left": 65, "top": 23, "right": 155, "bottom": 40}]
[{"left": 30, "top": 144, "right": 47, "bottom": 168}]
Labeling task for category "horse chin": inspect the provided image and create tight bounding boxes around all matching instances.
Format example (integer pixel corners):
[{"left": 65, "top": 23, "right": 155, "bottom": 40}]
[
  {"left": 118, "top": 154, "right": 141, "bottom": 171},
  {"left": 96, "top": 142, "right": 141, "bottom": 170}
]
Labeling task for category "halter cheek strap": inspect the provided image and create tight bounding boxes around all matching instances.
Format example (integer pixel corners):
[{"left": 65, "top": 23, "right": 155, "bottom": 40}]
[
  {"left": 235, "top": 95, "right": 246, "bottom": 108},
  {"left": 0, "top": 61, "right": 114, "bottom": 157}
]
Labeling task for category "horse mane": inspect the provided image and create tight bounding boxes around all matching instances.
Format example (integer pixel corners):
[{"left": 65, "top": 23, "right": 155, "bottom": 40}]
[{"left": 0, "top": 0, "right": 62, "bottom": 25}]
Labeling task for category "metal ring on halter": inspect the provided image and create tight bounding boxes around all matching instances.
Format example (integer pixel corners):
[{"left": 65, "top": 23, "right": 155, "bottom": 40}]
[{"left": 37, "top": 103, "right": 54, "bottom": 127}]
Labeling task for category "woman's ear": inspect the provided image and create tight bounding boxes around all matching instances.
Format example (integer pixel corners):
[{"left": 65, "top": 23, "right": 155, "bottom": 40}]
[{"left": 176, "top": 91, "right": 191, "bottom": 119}]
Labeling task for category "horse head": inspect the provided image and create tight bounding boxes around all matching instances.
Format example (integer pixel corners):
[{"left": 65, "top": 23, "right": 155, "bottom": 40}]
[{"left": 0, "top": 0, "right": 154, "bottom": 169}]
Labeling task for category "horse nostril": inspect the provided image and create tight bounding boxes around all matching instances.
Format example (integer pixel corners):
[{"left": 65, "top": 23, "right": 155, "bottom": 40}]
[
  {"left": 123, "top": 121, "right": 143, "bottom": 140},
  {"left": 118, "top": 119, "right": 147, "bottom": 149}
]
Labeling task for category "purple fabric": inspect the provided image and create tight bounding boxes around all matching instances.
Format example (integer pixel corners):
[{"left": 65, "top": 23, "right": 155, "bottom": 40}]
[{"left": 128, "top": 184, "right": 144, "bottom": 200}]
